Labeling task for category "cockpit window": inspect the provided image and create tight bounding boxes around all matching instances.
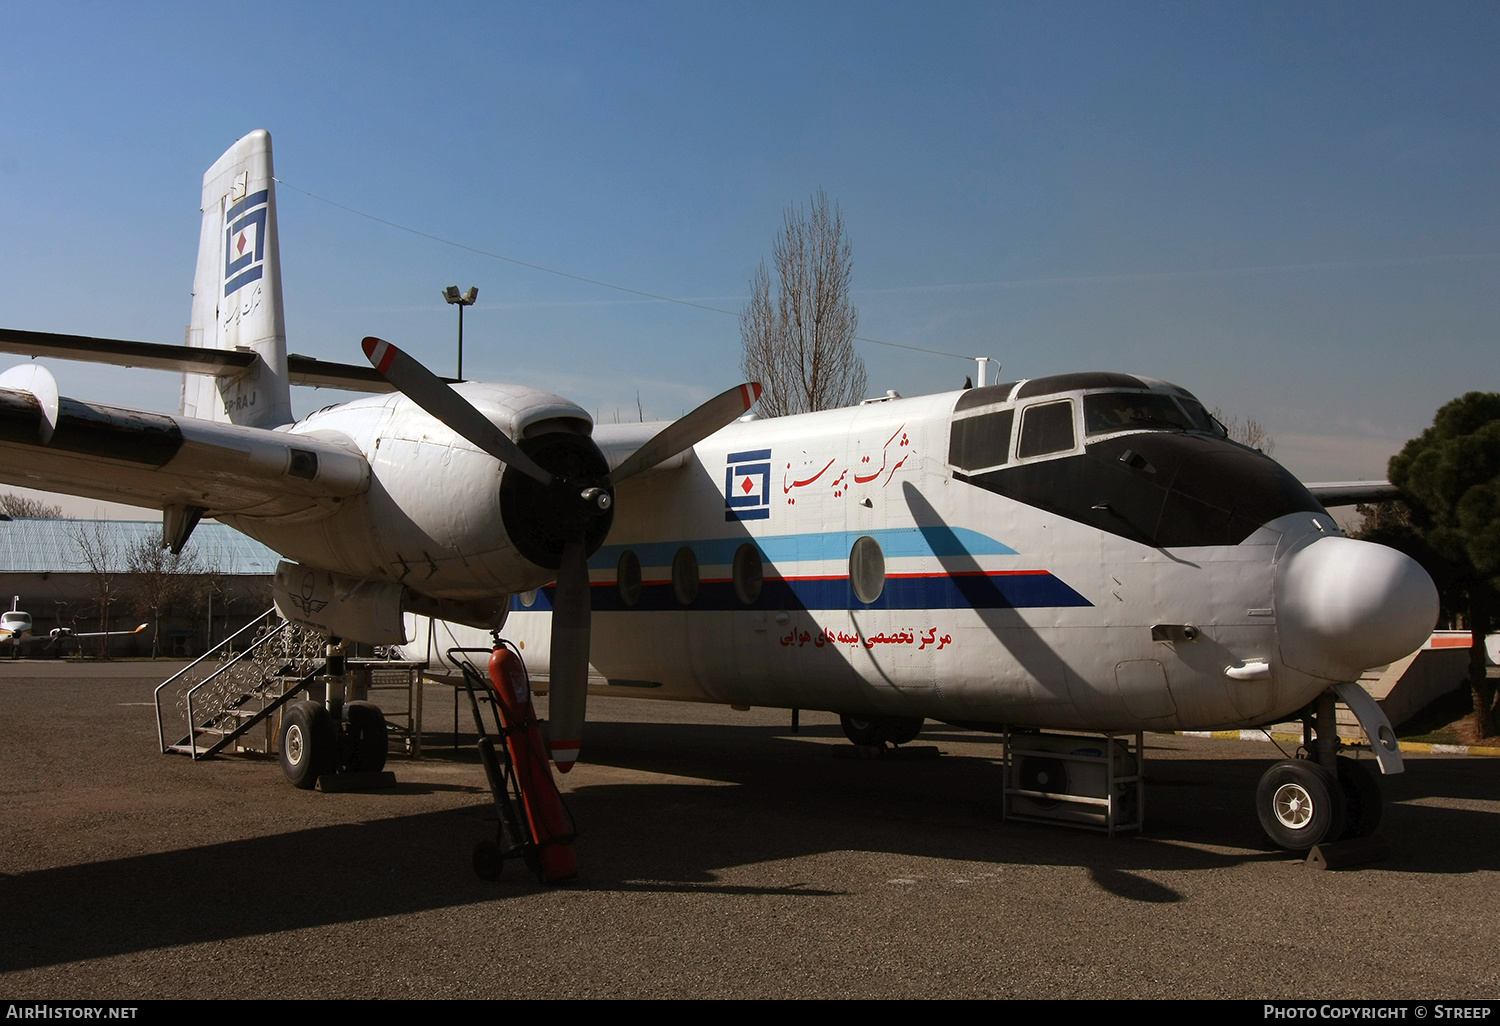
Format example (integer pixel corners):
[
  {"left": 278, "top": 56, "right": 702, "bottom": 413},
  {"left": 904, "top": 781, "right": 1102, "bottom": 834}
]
[
  {"left": 1177, "top": 397, "right": 1222, "bottom": 435},
  {"left": 949, "top": 408, "right": 1013, "bottom": 471},
  {"left": 1083, "top": 392, "right": 1194, "bottom": 436},
  {"left": 1018, "top": 400, "right": 1076, "bottom": 459}
]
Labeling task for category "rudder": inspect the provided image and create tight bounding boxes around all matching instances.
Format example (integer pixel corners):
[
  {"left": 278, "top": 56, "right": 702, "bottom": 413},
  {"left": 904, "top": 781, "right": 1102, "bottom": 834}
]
[{"left": 181, "top": 129, "right": 294, "bottom": 427}]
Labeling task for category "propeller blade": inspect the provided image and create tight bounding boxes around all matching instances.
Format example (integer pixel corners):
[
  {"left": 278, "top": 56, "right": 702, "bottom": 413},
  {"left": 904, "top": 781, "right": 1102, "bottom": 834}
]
[
  {"left": 547, "top": 538, "right": 592, "bottom": 772},
  {"left": 361, "top": 336, "right": 554, "bottom": 486},
  {"left": 607, "top": 382, "right": 762, "bottom": 486}
]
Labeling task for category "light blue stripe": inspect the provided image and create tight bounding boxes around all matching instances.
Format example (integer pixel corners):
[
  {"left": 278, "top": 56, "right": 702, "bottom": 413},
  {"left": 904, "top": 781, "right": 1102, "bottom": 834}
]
[{"left": 591, "top": 526, "right": 1016, "bottom": 569}]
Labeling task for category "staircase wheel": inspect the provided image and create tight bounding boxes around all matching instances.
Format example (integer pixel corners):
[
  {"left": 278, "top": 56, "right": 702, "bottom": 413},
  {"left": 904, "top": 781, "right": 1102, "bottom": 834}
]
[
  {"left": 280, "top": 700, "right": 335, "bottom": 789},
  {"left": 344, "top": 701, "right": 389, "bottom": 773}
]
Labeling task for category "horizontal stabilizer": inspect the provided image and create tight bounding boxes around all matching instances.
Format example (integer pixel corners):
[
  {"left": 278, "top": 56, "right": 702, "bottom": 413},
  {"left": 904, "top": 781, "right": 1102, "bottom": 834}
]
[{"left": 0, "top": 328, "right": 456, "bottom": 393}]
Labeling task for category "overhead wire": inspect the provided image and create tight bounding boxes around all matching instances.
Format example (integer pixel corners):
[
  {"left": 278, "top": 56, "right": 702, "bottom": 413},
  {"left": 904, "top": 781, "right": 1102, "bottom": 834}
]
[{"left": 275, "top": 178, "right": 978, "bottom": 362}]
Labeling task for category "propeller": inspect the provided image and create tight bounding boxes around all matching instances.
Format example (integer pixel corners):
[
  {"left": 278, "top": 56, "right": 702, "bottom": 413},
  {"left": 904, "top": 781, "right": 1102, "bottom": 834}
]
[
  {"left": 362, "top": 336, "right": 761, "bottom": 771},
  {"left": 362, "top": 337, "right": 556, "bottom": 486}
]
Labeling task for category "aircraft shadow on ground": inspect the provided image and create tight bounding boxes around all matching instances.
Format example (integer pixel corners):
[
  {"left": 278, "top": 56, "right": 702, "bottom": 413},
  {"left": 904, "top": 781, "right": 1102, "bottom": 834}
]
[{"left": 2, "top": 722, "right": 1494, "bottom": 973}]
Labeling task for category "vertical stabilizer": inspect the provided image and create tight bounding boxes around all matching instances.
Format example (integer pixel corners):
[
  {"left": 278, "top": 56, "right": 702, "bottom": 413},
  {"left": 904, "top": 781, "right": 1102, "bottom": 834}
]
[{"left": 181, "top": 129, "right": 294, "bottom": 427}]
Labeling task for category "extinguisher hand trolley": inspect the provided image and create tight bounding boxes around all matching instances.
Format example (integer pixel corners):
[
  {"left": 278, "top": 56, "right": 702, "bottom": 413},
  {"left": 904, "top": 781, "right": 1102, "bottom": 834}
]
[{"left": 451, "top": 638, "right": 579, "bottom": 884}]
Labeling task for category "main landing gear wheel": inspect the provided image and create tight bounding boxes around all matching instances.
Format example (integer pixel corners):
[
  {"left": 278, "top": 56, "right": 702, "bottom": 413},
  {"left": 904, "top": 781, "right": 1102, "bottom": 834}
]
[
  {"left": 280, "top": 700, "right": 336, "bottom": 789},
  {"left": 1256, "top": 759, "right": 1348, "bottom": 851},
  {"left": 1335, "top": 756, "right": 1383, "bottom": 840},
  {"left": 342, "top": 701, "right": 389, "bottom": 773},
  {"left": 840, "top": 714, "right": 924, "bottom": 747}
]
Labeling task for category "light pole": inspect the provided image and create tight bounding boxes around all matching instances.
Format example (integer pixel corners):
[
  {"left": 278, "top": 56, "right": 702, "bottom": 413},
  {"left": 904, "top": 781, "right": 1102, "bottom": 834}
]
[{"left": 443, "top": 285, "right": 478, "bottom": 379}]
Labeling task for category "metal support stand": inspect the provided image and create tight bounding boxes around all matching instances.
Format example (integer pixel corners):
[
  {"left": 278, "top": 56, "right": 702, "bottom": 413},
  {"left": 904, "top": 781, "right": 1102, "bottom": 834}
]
[
  {"left": 1002, "top": 729, "right": 1145, "bottom": 836},
  {"left": 347, "top": 659, "right": 427, "bottom": 757}
]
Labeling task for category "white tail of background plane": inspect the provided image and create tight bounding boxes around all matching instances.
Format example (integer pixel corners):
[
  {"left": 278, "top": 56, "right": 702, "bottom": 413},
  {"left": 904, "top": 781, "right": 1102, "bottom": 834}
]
[{"left": 181, "top": 129, "right": 294, "bottom": 428}]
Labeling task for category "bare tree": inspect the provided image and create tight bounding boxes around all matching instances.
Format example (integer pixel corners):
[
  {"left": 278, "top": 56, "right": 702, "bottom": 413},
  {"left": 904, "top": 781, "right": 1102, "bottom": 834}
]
[
  {"left": 126, "top": 533, "right": 201, "bottom": 659},
  {"left": 0, "top": 492, "right": 65, "bottom": 518},
  {"left": 741, "top": 190, "right": 867, "bottom": 417},
  {"left": 1211, "top": 407, "right": 1275, "bottom": 455},
  {"left": 67, "top": 521, "right": 122, "bottom": 658}
]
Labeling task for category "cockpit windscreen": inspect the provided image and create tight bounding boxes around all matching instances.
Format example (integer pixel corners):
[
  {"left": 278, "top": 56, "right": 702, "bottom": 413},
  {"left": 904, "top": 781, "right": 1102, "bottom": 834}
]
[{"left": 1083, "top": 392, "right": 1193, "bottom": 436}]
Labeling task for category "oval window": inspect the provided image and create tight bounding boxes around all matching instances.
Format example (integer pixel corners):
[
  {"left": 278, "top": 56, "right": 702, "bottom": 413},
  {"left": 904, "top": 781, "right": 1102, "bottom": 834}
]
[
  {"left": 732, "top": 543, "right": 764, "bottom": 606},
  {"left": 617, "top": 550, "right": 642, "bottom": 607},
  {"left": 849, "top": 535, "right": 886, "bottom": 604},
  {"left": 672, "top": 546, "right": 699, "bottom": 606}
]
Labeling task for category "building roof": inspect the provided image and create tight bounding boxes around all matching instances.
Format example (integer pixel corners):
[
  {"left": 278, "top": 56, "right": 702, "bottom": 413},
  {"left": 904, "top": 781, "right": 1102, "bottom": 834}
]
[{"left": 0, "top": 519, "right": 279, "bottom": 575}]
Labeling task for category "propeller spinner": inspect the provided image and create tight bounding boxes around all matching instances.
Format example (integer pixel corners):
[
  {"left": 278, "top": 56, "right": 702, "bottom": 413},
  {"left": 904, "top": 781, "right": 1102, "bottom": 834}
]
[{"left": 362, "top": 336, "right": 761, "bottom": 771}]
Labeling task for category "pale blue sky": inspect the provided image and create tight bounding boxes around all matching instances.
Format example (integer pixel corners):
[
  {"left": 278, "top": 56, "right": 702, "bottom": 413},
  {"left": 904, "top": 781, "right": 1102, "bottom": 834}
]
[{"left": 2, "top": 1, "right": 1497, "bottom": 510}]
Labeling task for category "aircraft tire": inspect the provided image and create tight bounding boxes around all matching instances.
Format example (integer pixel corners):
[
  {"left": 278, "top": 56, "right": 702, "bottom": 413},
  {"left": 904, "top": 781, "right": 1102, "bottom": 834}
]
[
  {"left": 1256, "top": 759, "right": 1347, "bottom": 851},
  {"left": 280, "top": 700, "right": 335, "bottom": 789},
  {"left": 343, "top": 701, "right": 389, "bottom": 773},
  {"left": 839, "top": 714, "right": 924, "bottom": 747},
  {"left": 1335, "top": 756, "right": 1383, "bottom": 840}
]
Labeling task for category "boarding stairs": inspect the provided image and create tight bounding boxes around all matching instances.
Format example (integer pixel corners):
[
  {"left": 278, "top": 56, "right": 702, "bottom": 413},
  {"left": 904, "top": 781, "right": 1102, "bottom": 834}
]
[{"left": 154, "top": 609, "right": 329, "bottom": 760}]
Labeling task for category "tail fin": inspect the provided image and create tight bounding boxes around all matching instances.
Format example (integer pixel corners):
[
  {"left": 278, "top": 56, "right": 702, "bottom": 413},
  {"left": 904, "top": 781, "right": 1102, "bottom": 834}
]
[{"left": 181, "top": 129, "right": 294, "bottom": 427}]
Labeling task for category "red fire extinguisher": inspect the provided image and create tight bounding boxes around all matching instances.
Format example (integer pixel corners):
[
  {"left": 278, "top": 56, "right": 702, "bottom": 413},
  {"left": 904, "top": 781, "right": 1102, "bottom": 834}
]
[{"left": 488, "top": 646, "right": 579, "bottom": 883}]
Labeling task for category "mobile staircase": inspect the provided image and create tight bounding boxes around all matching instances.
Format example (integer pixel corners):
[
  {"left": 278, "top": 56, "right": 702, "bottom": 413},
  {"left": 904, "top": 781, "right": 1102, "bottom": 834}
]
[{"left": 154, "top": 609, "right": 329, "bottom": 760}]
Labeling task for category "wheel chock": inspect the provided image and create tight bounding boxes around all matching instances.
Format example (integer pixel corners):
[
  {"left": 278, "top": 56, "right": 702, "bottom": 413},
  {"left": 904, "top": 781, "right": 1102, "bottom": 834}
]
[
  {"left": 1307, "top": 835, "right": 1391, "bottom": 870},
  {"left": 316, "top": 770, "right": 398, "bottom": 792},
  {"left": 835, "top": 744, "right": 942, "bottom": 761}
]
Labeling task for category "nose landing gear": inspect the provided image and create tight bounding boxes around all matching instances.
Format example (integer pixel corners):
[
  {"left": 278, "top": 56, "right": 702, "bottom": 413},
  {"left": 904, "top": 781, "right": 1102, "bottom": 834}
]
[{"left": 1254, "top": 689, "right": 1388, "bottom": 853}]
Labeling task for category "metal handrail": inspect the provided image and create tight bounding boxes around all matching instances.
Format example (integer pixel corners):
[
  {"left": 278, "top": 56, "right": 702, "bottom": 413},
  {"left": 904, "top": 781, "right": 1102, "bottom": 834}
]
[
  {"left": 153, "top": 607, "right": 282, "bottom": 752},
  {"left": 179, "top": 620, "right": 302, "bottom": 758}
]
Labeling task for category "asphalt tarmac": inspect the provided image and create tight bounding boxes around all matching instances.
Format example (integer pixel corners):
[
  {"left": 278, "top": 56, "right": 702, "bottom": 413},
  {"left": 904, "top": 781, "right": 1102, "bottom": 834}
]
[{"left": 1, "top": 660, "right": 1497, "bottom": 1000}]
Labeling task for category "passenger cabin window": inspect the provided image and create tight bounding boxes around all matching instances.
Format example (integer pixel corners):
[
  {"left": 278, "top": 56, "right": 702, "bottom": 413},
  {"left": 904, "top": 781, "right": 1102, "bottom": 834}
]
[
  {"left": 949, "top": 408, "right": 1013, "bottom": 471},
  {"left": 1083, "top": 392, "right": 1193, "bottom": 436},
  {"left": 1017, "top": 400, "right": 1076, "bottom": 459}
]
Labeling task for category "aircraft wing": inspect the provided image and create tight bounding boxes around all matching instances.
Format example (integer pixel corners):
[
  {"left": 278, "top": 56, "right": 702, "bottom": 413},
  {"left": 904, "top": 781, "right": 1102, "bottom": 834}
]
[
  {"left": 592, "top": 420, "right": 696, "bottom": 476},
  {"left": 1305, "top": 481, "right": 1400, "bottom": 507},
  {"left": 53, "top": 623, "right": 149, "bottom": 640},
  {"left": 0, "top": 328, "right": 461, "bottom": 393},
  {"left": 0, "top": 384, "right": 370, "bottom": 518}
]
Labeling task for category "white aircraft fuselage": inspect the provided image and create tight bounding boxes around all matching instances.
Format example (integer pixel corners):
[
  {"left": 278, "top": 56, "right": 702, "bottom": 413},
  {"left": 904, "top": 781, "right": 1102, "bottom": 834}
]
[{"left": 229, "top": 371, "right": 1433, "bottom": 737}]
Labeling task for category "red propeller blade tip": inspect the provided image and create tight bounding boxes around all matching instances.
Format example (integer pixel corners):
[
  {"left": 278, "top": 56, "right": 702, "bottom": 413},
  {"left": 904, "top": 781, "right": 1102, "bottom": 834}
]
[
  {"left": 551, "top": 741, "right": 580, "bottom": 773},
  {"left": 361, "top": 337, "right": 397, "bottom": 375}
]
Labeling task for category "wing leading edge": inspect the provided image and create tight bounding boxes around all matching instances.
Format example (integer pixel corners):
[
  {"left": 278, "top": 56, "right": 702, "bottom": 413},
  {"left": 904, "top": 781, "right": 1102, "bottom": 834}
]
[{"left": 1305, "top": 481, "right": 1400, "bottom": 507}]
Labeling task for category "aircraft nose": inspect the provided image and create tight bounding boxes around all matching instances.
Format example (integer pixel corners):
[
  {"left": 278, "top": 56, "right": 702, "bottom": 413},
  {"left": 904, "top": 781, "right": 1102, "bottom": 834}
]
[{"left": 1275, "top": 536, "right": 1439, "bottom": 682}]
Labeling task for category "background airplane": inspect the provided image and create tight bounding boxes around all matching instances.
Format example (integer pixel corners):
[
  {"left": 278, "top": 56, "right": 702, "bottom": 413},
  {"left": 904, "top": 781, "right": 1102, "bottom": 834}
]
[
  {"left": 0, "top": 596, "right": 147, "bottom": 656},
  {"left": 0, "top": 131, "right": 1438, "bottom": 855}
]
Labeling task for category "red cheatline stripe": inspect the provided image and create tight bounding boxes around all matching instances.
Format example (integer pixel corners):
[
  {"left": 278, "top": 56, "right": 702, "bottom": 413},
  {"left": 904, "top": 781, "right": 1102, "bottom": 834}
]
[{"left": 583, "top": 569, "right": 1054, "bottom": 586}]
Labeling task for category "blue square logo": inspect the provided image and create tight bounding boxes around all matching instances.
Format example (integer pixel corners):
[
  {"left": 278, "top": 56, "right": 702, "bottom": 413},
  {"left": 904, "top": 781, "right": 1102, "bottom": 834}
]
[{"left": 725, "top": 448, "right": 771, "bottom": 521}]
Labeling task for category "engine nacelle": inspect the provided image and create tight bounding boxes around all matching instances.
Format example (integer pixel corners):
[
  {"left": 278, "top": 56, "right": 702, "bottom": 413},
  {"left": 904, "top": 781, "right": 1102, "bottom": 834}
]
[{"left": 249, "top": 383, "right": 614, "bottom": 627}]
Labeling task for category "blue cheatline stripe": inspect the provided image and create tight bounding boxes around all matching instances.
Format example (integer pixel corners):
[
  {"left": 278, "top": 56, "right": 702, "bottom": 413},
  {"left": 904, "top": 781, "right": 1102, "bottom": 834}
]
[
  {"left": 590, "top": 525, "right": 1017, "bottom": 571},
  {"left": 509, "top": 569, "right": 1091, "bottom": 614}
]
